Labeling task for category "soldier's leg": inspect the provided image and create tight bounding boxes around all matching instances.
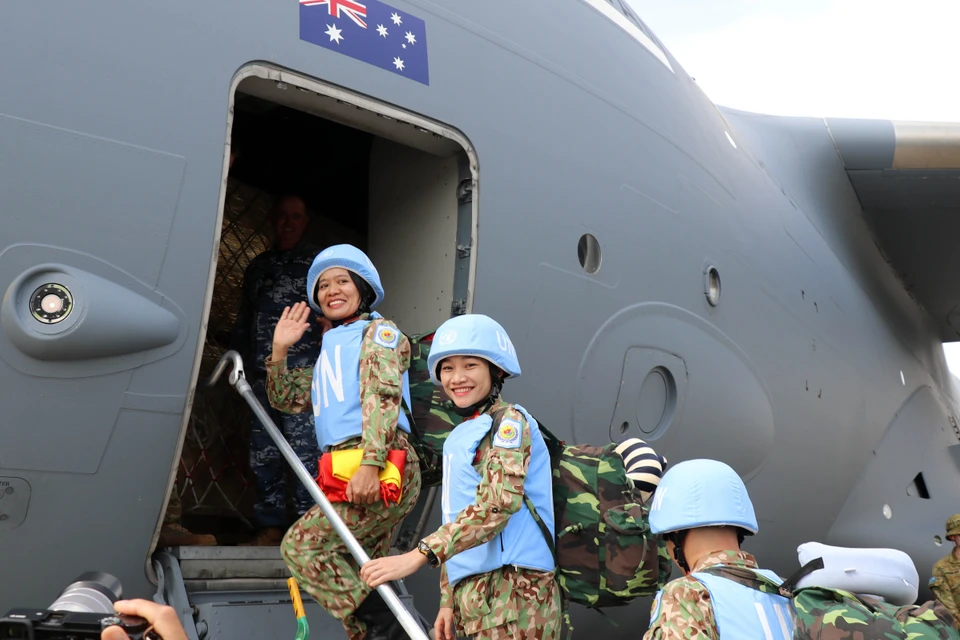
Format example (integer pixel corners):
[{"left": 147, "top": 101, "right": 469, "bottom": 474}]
[
  {"left": 468, "top": 569, "right": 562, "bottom": 640},
  {"left": 249, "top": 380, "right": 287, "bottom": 536},
  {"left": 282, "top": 437, "right": 422, "bottom": 640},
  {"left": 281, "top": 502, "right": 394, "bottom": 640},
  {"left": 281, "top": 410, "right": 322, "bottom": 519}
]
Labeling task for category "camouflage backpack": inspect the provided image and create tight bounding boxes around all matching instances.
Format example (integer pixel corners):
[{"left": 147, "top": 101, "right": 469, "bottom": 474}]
[
  {"left": 491, "top": 410, "right": 672, "bottom": 612},
  {"left": 701, "top": 559, "right": 960, "bottom": 640}
]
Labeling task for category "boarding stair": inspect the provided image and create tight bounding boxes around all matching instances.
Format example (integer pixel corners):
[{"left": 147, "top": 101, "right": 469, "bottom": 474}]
[{"left": 151, "top": 351, "right": 432, "bottom": 640}]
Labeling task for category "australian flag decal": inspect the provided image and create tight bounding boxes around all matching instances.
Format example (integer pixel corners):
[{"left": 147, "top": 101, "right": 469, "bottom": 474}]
[{"left": 300, "top": 0, "right": 430, "bottom": 86}]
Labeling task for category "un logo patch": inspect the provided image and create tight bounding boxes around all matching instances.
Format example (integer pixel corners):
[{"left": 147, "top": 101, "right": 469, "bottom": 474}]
[
  {"left": 437, "top": 330, "right": 457, "bottom": 345},
  {"left": 373, "top": 325, "right": 400, "bottom": 349},
  {"left": 493, "top": 418, "right": 522, "bottom": 449}
]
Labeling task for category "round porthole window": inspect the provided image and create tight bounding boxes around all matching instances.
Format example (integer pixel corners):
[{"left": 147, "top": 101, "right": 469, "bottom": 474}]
[{"left": 578, "top": 234, "right": 601, "bottom": 274}]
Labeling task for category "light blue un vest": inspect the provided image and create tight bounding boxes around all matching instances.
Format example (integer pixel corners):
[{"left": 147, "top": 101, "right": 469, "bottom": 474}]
[
  {"left": 441, "top": 404, "right": 555, "bottom": 587},
  {"left": 691, "top": 568, "right": 794, "bottom": 640},
  {"left": 310, "top": 314, "right": 411, "bottom": 451}
]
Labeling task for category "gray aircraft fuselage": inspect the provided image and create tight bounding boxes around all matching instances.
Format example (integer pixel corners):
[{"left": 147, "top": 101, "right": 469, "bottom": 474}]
[{"left": 1, "top": 0, "right": 958, "bottom": 633}]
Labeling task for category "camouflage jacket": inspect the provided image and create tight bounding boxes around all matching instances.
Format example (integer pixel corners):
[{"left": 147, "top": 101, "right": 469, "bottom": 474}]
[
  {"left": 644, "top": 550, "right": 763, "bottom": 640},
  {"left": 263, "top": 314, "right": 411, "bottom": 468},
  {"left": 230, "top": 241, "right": 321, "bottom": 377},
  {"left": 421, "top": 400, "right": 547, "bottom": 617},
  {"left": 932, "top": 549, "right": 960, "bottom": 621}
]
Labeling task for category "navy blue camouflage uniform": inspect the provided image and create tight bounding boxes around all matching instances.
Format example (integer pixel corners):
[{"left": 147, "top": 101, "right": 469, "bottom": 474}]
[{"left": 231, "top": 240, "right": 323, "bottom": 529}]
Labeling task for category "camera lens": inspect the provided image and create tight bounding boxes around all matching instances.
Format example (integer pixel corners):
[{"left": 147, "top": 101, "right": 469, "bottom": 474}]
[
  {"left": 1, "top": 622, "right": 27, "bottom": 639},
  {"left": 48, "top": 572, "right": 123, "bottom": 614}
]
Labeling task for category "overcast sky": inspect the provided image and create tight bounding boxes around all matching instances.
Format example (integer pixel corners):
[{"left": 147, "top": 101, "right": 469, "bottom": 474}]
[
  {"left": 623, "top": 0, "right": 960, "bottom": 376},
  {"left": 625, "top": 0, "right": 960, "bottom": 122}
]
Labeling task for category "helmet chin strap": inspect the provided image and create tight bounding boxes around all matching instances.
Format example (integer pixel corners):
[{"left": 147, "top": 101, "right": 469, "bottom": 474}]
[{"left": 667, "top": 531, "right": 691, "bottom": 573}]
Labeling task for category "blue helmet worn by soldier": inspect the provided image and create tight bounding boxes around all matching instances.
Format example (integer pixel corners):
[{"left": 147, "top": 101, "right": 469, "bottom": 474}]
[
  {"left": 358, "top": 313, "right": 562, "bottom": 640},
  {"left": 644, "top": 459, "right": 794, "bottom": 640},
  {"left": 424, "top": 314, "right": 554, "bottom": 586},
  {"left": 303, "top": 244, "right": 411, "bottom": 450}
]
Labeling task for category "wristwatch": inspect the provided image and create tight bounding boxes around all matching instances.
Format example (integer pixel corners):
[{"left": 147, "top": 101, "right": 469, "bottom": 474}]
[{"left": 417, "top": 540, "right": 440, "bottom": 568}]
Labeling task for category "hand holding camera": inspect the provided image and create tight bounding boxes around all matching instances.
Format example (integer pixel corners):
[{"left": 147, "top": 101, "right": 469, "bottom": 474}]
[
  {"left": 101, "top": 600, "right": 186, "bottom": 640},
  {"left": 1, "top": 572, "right": 188, "bottom": 640}
]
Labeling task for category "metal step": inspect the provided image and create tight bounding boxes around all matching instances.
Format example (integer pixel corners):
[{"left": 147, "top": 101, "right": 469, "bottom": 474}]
[
  {"left": 171, "top": 545, "right": 291, "bottom": 581},
  {"left": 154, "top": 549, "right": 430, "bottom": 640}
]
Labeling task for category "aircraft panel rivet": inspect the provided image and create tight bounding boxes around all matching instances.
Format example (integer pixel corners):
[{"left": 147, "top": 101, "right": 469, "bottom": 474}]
[
  {"left": 0, "top": 515, "right": 7, "bottom": 521},
  {"left": 4, "top": 488, "right": 11, "bottom": 494}
]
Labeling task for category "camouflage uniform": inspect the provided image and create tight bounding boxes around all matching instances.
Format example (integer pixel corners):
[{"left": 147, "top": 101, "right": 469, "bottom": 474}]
[
  {"left": 420, "top": 399, "right": 562, "bottom": 640},
  {"left": 265, "top": 315, "right": 422, "bottom": 640},
  {"left": 232, "top": 241, "right": 322, "bottom": 528},
  {"left": 643, "top": 550, "right": 763, "bottom": 640},
  {"left": 932, "top": 517, "right": 960, "bottom": 624}
]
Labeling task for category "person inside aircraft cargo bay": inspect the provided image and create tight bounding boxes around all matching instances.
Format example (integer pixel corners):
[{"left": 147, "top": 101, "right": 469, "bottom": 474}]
[
  {"left": 360, "top": 314, "right": 561, "bottom": 640},
  {"left": 643, "top": 458, "right": 792, "bottom": 640},
  {"left": 264, "top": 243, "right": 421, "bottom": 640},
  {"left": 231, "top": 193, "right": 324, "bottom": 546},
  {"left": 931, "top": 514, "right": 960, "bottom": 621}
]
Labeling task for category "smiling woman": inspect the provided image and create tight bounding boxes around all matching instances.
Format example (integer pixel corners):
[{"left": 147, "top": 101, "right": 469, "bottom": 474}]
[
  {"left": 262, "top": 243, "right": 423, "bottom": 640},
  {"left": 359, "top": 313, "right": 563, "bottom": 640}
]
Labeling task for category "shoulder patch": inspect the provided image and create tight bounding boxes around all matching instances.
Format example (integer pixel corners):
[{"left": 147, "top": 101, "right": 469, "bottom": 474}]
[
  {"left": 373, "top": 325, "right": 400, "bottom": 349},
  {"left": 493, "top": 418, "right": 522, "bottom": 449},
  {"left": 650, "top": 590, "right": 663, "bottom": 625},
  {"left": 930, "top": 576, "right": 938, "bottom": 586}
]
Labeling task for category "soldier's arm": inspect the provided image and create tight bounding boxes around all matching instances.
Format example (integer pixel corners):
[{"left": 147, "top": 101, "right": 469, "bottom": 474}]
[
  {"left": 358, "top": 320, "right": 411, "bottom": 469},
  {"left": 642, "top": 580, "right": 717, "bottom": 640},
  {"left": 421, "top": 408, "right": 530, "bottom": 563},
  {"left": 439, "top": 565, "right": 453, "bottom": 609},
  {"left": 930, "top": 566, "right": 960, "bottom": 621},
  {"left": 263, "top": 356, "right": 314, "bottom": 414}
]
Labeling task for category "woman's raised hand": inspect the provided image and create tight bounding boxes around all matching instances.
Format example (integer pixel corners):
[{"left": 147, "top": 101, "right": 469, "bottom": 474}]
[{"left": 273, "top": 302, "right": 312, "bottom": 351}]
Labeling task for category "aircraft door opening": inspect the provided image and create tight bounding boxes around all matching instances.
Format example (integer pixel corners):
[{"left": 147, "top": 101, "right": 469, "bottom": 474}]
[{"left": 159, "top": 65, "right": 478, "bottom": 588}]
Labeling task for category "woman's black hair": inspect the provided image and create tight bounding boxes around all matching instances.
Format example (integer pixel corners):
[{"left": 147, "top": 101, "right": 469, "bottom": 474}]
[{"left": 348, "top": 272, "right": 376, "bottom": 314}]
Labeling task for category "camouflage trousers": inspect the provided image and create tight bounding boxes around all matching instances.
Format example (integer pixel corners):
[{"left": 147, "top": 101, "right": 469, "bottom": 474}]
[
  {"left": 281, "top": 433, "right": 421, "bottom": 640},
  {"left": 452, "top": 566, "right": 562, "bottom": 640},
  {"left": 250, "top": 379, "right": 322, "bottom": 528}
]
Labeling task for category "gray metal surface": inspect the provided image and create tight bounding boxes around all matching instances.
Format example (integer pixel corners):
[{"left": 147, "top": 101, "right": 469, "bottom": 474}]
[
  {"left": 0, "top": 0, "right": 959, "bottom": 635},
  {"left": 172, "top": 546, "right": 292, "bottom": 581}
]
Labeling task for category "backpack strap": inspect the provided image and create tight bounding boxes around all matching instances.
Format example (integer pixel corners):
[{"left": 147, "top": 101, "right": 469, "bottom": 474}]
[
  {"left": 698, "top": 557, "right": 825, "bottom": 599},
  {"left": 488, "top": 410, "right": 576, "bottom": 638},
  {"left": 777, "top": 557, "right": 825, "bottom": 596}
]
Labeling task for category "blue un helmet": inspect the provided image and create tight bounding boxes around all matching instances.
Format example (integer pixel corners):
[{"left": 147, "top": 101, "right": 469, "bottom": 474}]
[
  {"left": 306, "top": 244, "right": 384, "bottom": 315},
  {"left": 648, "top": 458, "right": 758, "bottom": 536},
  {"left": 427, "top": 314, "right": 521, "bottom": 385}
]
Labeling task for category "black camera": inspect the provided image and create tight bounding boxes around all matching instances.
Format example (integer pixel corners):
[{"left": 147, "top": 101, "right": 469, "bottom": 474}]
[{"left": 0, "top": 572, "right": 157, "bottom": 640}]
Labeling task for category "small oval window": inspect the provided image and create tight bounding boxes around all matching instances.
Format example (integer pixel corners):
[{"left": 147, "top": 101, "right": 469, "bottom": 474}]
[{"left": 578, "top": 234, "right": 602, "bottom": 274}]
